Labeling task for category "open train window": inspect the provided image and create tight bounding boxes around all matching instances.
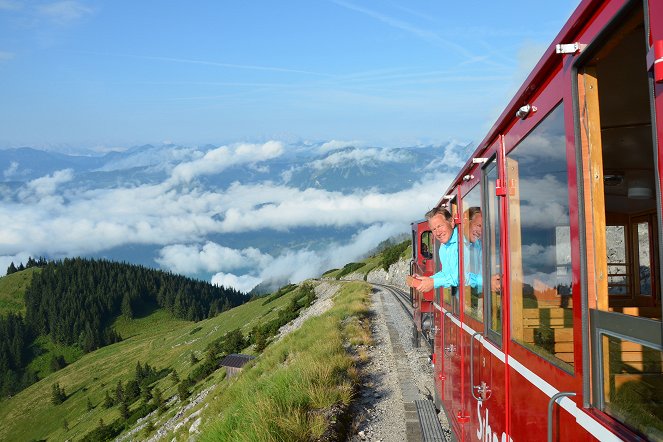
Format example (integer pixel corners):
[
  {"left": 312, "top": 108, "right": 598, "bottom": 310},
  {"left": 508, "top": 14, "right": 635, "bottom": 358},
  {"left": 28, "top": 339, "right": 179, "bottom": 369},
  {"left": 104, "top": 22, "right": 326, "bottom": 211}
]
[
  {"left": 576, "top": 1, "right": 663, "bottom": 437},
  {"left": 439, "top": 196, "right": 460, "bottom": 315}
]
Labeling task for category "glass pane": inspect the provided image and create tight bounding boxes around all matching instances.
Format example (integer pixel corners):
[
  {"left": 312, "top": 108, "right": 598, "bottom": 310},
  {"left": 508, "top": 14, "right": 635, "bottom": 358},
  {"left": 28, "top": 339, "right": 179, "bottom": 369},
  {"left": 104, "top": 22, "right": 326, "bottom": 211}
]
[
  {"left": 485, "top": 160, "right": 502, "bottom": 335},
  {"left": 602, "top": 334, "right": 663, "bottom": 439},
  {"left": 607, "top": 225, "right": 629, "bottom": 296},
  {"left": 421, "top": 231, "right": 433, "bottom": 259},
  {"left": 606, "top": 225, "right": 626, "bottom": 263},
  {"left": 507, "top": 103, "right": 574, "bottom": 371},
  {"left": 462, "top": 186, "right": 483, "bottom": 322},
  {"left": 637, "top": 222, "right": 651, "bottom": 296}
]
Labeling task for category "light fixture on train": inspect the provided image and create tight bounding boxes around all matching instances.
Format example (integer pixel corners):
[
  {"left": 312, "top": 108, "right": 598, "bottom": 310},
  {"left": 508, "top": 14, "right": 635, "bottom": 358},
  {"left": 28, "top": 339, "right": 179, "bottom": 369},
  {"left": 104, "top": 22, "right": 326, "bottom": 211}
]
[
  {"left": 603, "top": 173, "right": 624, "bottom": 187},
  {"left": 626, "top": 171, "right": 654, "bottom": 199},
  {"left": 516, "top": 104, "right": 537, "bottom": 120},
  {"left": 462, "top": 174, "right": 474, "bottom": 181}
]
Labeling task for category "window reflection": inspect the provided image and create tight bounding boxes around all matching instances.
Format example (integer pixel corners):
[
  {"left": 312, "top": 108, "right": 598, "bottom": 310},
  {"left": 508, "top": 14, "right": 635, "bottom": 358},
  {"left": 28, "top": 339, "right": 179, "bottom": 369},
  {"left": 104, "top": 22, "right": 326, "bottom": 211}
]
[
  {"left": 462, "top": 186, "right": 483, "bottom": 322},
  {"left": 484, "top": 159, "right": 502, "bottom": 335},
  {"left": 602, "top": 334, "right": 663, "bottom": 439},
  {"left": 507, "top": 103, "right": 574, "bottom": 370}
]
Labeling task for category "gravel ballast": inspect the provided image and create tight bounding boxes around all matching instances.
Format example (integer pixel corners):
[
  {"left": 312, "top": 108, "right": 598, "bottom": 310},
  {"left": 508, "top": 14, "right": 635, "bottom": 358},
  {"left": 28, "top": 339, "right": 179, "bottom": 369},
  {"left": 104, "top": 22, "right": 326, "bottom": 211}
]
[{"left": 348, "top": 284, "right": 451, "bottom": 442}]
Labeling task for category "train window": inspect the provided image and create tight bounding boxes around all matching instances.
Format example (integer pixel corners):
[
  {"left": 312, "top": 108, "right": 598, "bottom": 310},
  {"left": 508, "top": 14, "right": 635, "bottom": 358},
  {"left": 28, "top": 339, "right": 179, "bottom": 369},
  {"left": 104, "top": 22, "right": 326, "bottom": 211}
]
[
  {"left": 606, "top": 223, "right": 630, "bottom": 296},
  {"left": 421, "top": 231, "right": 433, "bottom": 259},
  {"left": 462, "top": 185, "right": 483, "bottom": 323},
  {"left": 507, "top": 103, "right": 574, "bottom": 371},
  {"left": 440, "top": 198, "right": 460, "bottom": 315},
  {"left": 483, "top": 158, "right": 502, "bottom": 339},
  {"left": 412, "top": 229, "right": 417, "bottom": 260},
  {"left": 600, "top": 333, "right": 663, "bottom": 437}
]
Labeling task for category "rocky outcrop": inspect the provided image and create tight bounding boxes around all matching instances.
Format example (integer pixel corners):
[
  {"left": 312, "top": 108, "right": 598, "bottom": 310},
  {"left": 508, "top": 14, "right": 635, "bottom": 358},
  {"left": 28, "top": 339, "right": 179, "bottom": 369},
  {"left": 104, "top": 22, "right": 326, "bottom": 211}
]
[{"left": 339, "top": 257, "right": 410, "bottom": 292}]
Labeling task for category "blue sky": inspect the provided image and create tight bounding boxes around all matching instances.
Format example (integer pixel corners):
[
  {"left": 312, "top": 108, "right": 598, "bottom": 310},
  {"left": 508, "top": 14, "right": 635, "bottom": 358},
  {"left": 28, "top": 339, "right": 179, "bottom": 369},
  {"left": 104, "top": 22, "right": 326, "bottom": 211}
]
[{"left": 0, "top": 1, "right": 578, "bottom": 150}]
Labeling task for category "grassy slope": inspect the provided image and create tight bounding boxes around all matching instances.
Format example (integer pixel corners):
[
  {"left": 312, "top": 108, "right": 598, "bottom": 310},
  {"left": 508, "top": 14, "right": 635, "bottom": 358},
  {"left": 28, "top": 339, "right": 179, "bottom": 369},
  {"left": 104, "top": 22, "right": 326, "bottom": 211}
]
[
  {"left": 0, "top": 267, "right": 38, "bottom": 316},
  {"left": 0, "top": 289, "right": 299, "bottom": 442},
  {"left": 196, "top": 281, "right": 372, "bottom": 442}
]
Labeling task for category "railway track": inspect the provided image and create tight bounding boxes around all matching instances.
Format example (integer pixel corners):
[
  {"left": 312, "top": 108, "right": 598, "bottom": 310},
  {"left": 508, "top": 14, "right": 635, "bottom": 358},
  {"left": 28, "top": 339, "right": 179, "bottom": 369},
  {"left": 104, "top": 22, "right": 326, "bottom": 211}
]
[{"left": 371, "top": 282, "right": 433, "bottom": 350}]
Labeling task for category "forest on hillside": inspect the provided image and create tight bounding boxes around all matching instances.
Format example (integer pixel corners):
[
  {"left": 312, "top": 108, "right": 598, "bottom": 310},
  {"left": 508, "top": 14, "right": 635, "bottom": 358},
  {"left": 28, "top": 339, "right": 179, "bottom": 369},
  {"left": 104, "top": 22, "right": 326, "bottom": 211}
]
[{"left": 0, "top": 257, "right": 248, "bottom": 398}]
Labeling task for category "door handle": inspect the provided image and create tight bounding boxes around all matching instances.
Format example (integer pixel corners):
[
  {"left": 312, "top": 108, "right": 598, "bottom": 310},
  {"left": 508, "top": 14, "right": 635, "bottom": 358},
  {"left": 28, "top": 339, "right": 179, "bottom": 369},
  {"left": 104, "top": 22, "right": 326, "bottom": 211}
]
[{"left": 470, "top": 331, "right": 491, "bottom": 402}]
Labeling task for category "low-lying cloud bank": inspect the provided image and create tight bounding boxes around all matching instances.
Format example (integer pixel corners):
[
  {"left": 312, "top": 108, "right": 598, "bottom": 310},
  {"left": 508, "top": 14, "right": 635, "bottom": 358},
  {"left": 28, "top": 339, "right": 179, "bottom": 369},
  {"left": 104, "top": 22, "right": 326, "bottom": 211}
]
[{"left": 0, "top": 140, "right": 462, "bottom": 291}]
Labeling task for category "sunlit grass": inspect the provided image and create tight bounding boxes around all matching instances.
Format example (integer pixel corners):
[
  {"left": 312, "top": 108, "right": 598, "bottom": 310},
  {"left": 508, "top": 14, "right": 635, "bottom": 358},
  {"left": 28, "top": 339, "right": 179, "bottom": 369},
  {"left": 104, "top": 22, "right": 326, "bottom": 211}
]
[
  {"left": 0, "top": 267, "right": 39, "bottom": 316},
  {"left": 0, "top": 289, "right": 300, "bottom": 442},
  {"left": 198, "top": 281, "right": 372, "bottom": 442}
]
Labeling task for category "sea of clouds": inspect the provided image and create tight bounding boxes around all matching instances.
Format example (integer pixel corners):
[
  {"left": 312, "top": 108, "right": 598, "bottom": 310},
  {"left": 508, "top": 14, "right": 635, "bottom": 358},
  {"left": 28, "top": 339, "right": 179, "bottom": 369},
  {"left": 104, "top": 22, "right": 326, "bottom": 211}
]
[{"left": 0, "top": 140, "right": 464, "bottom": 292}]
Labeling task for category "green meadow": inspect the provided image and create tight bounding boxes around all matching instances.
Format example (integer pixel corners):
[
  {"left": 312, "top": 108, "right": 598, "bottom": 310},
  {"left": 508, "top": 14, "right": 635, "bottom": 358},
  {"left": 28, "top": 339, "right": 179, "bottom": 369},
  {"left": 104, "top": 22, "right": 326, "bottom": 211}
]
[
  {"left": 0, "top": 266, "right": 38, "bottom": 317},
  {"left": 0, "top": 283, "right": 301, "bottom": 442}
]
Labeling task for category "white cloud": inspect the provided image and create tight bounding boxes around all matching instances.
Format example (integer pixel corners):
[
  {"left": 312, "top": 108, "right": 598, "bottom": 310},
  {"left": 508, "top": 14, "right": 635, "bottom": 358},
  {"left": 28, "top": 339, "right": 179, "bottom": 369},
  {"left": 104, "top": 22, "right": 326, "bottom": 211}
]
[
  {"left": 3, "top": 161, "right": 19, "bottom": 178},
  {"left": 257, "top": 222, "right": 405, "bottom": 284},
  {"left": 156, "top": 242, "right": 270, "bottom": 275},
  {"left": 319, "top": 140, "right": 363, "bottom": 153},
  {"left": 37, "top": 1, "right": 93, "bottom": 24},
  {"left": 96, "top": 145, "right": 200, "bottom": 172},
  {"left": 18, "top": 168, "right": 74, "bottom": 200},
  {"left": 423, "top": 142, "right": 467, "bottom": 172},
  {"left": 151, "top": 223, "right": 407, "bottom": 292},
  {"left": 310, "top": 147, "right": 410, "bottom": 170},
  {"left": 169, "top": 141, "right": 283, "bottom": 183},
  {"left": 0, "top": 252, "right": 32, "bottom": 276},
  {"left": 0, "top": 164, "right": 452, "bottom": 259},
  {"left": 211, "top": 272, "right": 263, "bottom": 293}
]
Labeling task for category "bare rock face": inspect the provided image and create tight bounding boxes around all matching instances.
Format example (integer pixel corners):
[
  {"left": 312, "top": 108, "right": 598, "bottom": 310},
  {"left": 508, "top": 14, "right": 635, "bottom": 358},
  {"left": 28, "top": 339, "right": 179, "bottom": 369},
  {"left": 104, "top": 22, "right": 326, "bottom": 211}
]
[
  {"left": 366, "top": 258, "right": 409, "bottom": 292},
  {"left": 338, "top": 257, "right": 410, "bottom": 291}
]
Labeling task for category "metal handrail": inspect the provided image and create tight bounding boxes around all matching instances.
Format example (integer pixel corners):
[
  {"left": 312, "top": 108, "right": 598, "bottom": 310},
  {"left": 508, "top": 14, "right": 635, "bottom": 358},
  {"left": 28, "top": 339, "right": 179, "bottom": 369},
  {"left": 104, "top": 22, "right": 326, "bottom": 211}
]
[{"left": 547, "top": 391, "right": 576, "bottom": 442}]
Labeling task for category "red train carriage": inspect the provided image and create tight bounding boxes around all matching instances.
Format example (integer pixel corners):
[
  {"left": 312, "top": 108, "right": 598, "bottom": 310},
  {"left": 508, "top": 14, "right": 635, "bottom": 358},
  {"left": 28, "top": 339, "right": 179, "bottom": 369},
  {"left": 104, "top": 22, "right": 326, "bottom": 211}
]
[{"left": 410, "top": 0, "right": 663, "bottom": 440}]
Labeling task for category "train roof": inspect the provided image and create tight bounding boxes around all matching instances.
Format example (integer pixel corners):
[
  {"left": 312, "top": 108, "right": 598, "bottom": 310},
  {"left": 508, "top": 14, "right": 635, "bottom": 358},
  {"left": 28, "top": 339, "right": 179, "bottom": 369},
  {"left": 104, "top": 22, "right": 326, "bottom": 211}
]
[{"left": 437, "top": 0, "right": 604, "bottom": 206}]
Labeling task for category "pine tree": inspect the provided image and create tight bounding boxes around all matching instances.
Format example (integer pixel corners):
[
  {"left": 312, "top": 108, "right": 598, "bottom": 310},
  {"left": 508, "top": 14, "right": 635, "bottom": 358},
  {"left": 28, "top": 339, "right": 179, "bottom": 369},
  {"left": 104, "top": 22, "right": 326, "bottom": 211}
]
[
  {"left": 51, "top": 383, "right": 66, "bottom": 405},
  {"left": 152, "top": 386, "right": 163, "bottom": 407},
  {"left": 6, "top": 262, "right": 17, "bottom": 275},
  {"left": 87, "top": 396, "right": 94, "bottom": 411},
  {"left": 119, "top": 400, "right": 130, "bottom": 420},
  {"left": 63, "top": 418, "right": 69, "bottom": 432},
  {"left": 121, "top": 293, "right": 133, "bottom": 319},
  {"left": 170, "top": 369, "right": 180, "bottom": 385},
  {"left": 115, "top": 380, "right": 124, "bottom": 403},
  {"left": 103, "top": 390, "right": 114, "bottom": 408},
  {"left": 135, "top": 361, "right": 144, "bottom": 381}
]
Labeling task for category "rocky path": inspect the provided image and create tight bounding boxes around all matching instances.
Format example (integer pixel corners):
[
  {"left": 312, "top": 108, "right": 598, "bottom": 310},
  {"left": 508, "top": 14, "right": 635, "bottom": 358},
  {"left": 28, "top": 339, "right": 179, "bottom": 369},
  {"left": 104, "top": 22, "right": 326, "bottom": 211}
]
[{"left": 347, "top": 284, "right": 451, "bottom": 442}]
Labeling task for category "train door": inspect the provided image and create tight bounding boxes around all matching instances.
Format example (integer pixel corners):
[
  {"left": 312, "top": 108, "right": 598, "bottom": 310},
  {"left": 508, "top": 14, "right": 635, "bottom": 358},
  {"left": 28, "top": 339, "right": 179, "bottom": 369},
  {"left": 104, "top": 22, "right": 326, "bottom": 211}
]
[
  {"left": 412, "top": 222, "right": 434, "bottom": 345},
  {"left": 467, "top": 146, "right": 508, "bottom": 441},
  {"left": 459, "top": 167, "right": 486, "bottom": 442},
  {"left": 576, "top": 2, "right": 663, "bottom": 439},
  {"left": 504, "top": 69, "right": 582, "bottom": 440}
]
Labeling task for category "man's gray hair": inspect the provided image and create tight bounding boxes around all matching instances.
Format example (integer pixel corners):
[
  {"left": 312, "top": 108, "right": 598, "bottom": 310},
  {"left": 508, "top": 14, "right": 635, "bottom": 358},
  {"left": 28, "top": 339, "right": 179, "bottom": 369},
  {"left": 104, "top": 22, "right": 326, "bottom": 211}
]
[{"left": 425, "top": 207, "right": 452, "bottom": 221}]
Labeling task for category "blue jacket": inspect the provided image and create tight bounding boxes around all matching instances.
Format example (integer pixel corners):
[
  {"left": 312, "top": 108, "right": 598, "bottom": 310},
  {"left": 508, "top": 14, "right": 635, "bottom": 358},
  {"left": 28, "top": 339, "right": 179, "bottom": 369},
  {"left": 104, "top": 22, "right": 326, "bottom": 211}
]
[{"left": 432, "top": 228, "right": 459, "bottom": 288}]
